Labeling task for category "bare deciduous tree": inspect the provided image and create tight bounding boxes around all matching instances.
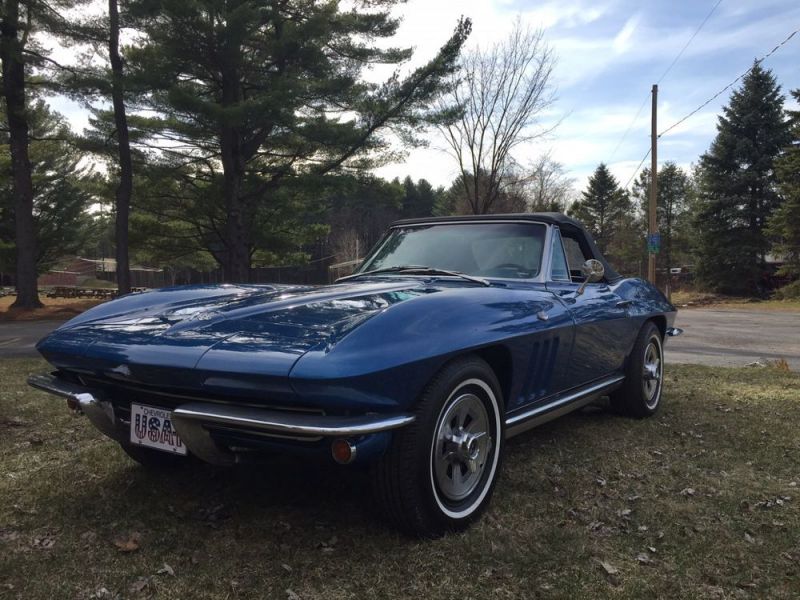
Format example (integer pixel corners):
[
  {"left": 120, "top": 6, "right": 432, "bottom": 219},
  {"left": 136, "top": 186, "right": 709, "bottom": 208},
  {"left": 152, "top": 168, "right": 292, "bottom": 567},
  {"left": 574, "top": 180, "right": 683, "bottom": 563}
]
[
  {"left": 330, "top": 227, "right": 363, "bottom": 264},
  {"left": 439, "top": 20, "right": 556, "bottom": 215},
  {"left": 523, "top": 153, "right": 575, "bottom": 212}
]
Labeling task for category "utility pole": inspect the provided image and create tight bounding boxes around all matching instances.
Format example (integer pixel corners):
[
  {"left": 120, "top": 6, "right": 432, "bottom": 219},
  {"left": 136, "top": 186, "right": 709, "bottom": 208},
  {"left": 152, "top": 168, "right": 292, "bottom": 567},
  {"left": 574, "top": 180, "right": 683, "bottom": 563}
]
[{"left": 648, "top": 84, "right": 659, "bottom": 286}]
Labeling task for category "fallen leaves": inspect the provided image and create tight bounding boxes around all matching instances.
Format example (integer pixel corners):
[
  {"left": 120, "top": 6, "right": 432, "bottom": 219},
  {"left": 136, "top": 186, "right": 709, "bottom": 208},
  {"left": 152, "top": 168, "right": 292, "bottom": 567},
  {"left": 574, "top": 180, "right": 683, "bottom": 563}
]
[
  {"left": 0, "top": 528, "right": 21, "bottom": 543},
  {"left": 0, "top": 416, "right": 29, "bottom": 428},
  {"left": 113, "top": 531, "right": 141, "bottom": 553},
  {"left": 129, "top": 577, "right": 150, "bottom": 594},
  {"left": 754, "top": 496, "right": 792, "bottom": 510},
  {"left": 197, "top": 503, "right": 230, "bottom": 524},
  {"left": 30, "top": 533, "right": 56, "bottom": 550},
  {"left": 596, "top": 558, "right": 619, "bottom": 579},
  {"left": 318, "top": 535, "right": 338, "bottom": 553}
]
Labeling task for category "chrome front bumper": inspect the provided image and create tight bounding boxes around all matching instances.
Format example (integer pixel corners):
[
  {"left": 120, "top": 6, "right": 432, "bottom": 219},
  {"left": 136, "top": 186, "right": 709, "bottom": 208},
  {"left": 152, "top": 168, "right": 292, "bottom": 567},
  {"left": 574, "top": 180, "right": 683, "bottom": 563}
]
[{"left": 27, "top": 373, "right": 415, "bottom": 466}]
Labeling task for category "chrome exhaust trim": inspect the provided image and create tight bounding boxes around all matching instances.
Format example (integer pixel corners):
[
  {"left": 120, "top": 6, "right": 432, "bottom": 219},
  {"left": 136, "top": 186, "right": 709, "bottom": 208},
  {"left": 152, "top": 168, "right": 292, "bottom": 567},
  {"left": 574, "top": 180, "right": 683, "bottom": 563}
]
[{"left": 27, "top": 373, "right": 122, "bottom": 442}]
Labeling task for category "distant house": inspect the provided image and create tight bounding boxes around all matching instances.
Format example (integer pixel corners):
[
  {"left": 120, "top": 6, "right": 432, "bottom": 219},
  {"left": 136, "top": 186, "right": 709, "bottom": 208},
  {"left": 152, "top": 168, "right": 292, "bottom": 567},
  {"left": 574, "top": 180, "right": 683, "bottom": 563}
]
[{"left": 38, "top": 257, "right": 164, "bottom": 288}]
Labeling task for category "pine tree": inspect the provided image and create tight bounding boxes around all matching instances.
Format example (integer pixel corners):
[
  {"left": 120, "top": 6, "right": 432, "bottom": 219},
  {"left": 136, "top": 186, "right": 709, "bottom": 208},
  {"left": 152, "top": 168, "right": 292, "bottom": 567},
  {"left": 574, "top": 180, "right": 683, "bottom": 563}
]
[
  {"left": 0, "top": 101, "right": 93, "bottom": 274},
  {"left": 401, "top": 177, "right": 436, "bottom": 218},
  {"left": 694, "top": 63, "right": 790, "bottom": 294},
  {"left": 768, "top": 89, "right": 800, "bottom": 284},
  {"left": 633, "top": 162, "right": 693, "bottom": 272},
  {"left": 125, "top": 1, "right": 471, "bottom": 282},
  {"left": 569, "top": 163, "right": 632, "bottom": 255},
  {"left": 0, "top": 0, "right": 89, "bottom": 307},
  {"left": 64, "top": 0, "right": 137, "bottom": 295},
  {"left": 1, "top": 0, "right": 40, "bottom": 307}
]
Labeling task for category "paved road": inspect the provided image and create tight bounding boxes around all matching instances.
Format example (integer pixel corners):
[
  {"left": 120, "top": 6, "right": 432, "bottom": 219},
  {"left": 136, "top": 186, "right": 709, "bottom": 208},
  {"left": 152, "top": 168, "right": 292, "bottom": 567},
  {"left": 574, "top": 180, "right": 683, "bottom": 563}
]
[
  {"left": 666, "top": 308, "right": 800, "bottom": 369},
  {"left": 1, "top": 309, "right": 799, "bottom": 369},
  {"left": 0, "top": 320, "right": 63, "bottom": 358}
]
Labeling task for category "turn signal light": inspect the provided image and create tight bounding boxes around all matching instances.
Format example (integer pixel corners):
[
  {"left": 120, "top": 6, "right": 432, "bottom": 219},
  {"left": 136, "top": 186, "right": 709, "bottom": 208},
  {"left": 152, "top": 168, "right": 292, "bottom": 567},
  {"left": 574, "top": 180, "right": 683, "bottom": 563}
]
[{"left": 331, "top": 439, "right": 356, "bottom": 464}]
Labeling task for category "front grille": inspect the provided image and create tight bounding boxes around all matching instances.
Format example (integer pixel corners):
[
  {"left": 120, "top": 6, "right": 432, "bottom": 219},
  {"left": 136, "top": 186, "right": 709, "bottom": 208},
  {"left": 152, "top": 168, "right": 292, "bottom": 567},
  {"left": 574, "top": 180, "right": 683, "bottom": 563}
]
[{"left": 66, "top": 372, "right": 325, "bottom": 426}]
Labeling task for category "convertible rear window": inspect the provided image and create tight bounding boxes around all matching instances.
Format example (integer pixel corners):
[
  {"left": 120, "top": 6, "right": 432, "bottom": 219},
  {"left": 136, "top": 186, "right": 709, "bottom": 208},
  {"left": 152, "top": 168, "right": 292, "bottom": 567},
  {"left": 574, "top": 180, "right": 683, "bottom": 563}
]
[{"left": 360, "top": 223, "right": 547, "bottom": 279}]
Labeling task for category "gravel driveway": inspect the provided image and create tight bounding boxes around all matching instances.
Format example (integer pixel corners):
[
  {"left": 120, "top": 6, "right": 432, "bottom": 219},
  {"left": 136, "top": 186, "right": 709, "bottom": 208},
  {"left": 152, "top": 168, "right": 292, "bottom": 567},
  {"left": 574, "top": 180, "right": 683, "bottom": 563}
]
[
  {"left": 666, "top": 308, "right": 800, "bottom": 370},
  {"left": 0, "top": 320, "right": 64, "bottom": 358}
]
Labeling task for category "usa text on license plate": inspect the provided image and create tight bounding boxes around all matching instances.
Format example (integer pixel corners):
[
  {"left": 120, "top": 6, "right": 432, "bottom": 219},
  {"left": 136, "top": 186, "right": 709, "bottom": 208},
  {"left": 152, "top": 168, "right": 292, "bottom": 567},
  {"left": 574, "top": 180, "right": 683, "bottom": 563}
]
[{"left": 129, "top": 403, "right": 187, "bottom": 455}]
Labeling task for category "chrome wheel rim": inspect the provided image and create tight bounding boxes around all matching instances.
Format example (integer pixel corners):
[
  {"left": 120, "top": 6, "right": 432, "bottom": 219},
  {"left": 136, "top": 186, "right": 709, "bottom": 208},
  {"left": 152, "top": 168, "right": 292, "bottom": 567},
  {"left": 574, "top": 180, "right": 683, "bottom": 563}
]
[
  {"left": 642, "top": 336, "right": 663, "bottom": 408},
  {"left": 432, "top": 392, "right": 493, "bottom": 503}
]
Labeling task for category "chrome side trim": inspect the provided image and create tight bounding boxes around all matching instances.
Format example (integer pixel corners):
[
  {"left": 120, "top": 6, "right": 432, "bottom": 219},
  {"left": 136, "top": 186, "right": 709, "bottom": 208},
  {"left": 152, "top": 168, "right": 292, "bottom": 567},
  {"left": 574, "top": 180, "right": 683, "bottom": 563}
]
[
  {"left": 171, "top": 403, "right": 415, "bottom": 438},
  {"left": 666, "top": 327, "right": 683, "bottom": 337},
  {"left": 505, "top": 375, "right": 625, "bottom": 438},
  {"left": 28, "top": 373, "right": 122, "bottom": 442}
]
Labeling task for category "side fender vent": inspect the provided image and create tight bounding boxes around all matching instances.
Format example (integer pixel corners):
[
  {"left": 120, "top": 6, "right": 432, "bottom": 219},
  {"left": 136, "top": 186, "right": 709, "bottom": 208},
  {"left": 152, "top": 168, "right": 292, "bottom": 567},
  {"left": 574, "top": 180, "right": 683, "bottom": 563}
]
[{"left": 522, "top": 336, "right": 560, "bottom": 402}]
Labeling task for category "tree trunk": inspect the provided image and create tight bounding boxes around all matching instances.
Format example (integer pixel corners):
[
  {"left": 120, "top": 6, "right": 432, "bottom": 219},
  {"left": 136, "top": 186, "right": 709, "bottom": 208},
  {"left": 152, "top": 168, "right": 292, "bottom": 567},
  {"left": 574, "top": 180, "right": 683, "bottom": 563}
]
[
  {"left": 108, "top": 0, "right": 133, "bottom": 295},
  {"left": 1, "top": 0, "right": 42, "bottom": 308},
  {"left": 219, "top": 43, "right": 249, "bottom": 283},
  {"left": 220, "top": 127, "right": 249, "bottom": 282}
]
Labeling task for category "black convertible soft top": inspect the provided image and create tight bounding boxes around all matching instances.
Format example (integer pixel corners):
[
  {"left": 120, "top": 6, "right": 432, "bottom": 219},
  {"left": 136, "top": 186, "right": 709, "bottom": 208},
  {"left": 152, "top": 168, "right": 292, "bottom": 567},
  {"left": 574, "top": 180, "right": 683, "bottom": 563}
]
[{"left": 390, "top": 212, "right": 622, "bottom": 283}]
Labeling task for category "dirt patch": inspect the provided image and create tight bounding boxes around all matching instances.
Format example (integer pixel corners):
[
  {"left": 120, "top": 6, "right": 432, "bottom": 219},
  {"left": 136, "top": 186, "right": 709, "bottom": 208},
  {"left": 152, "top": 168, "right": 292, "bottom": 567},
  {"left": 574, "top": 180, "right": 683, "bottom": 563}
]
[{"left": 0, "top": 296, "right": 104, "bottom": 322}]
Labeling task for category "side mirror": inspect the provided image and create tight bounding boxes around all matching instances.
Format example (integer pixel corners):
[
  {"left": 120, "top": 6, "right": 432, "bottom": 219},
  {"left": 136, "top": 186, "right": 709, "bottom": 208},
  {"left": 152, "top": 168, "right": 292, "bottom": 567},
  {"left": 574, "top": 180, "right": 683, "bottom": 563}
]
[{"left": 576, "top": 259, "right": 604, "bottom": 295}]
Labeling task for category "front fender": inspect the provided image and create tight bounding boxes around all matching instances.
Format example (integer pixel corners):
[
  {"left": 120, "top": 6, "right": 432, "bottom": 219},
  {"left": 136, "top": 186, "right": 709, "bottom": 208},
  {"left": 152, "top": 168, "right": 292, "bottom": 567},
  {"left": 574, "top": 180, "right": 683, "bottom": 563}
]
[{"left": 289, "top": 285, "right": 573, "bottom": 413}]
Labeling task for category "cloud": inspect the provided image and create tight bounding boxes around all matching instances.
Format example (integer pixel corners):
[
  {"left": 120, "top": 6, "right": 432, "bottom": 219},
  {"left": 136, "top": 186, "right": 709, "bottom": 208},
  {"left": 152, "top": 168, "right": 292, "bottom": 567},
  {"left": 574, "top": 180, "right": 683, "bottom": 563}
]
[{"left": 612, "top": 14, "right": 640, "bottom": 54}]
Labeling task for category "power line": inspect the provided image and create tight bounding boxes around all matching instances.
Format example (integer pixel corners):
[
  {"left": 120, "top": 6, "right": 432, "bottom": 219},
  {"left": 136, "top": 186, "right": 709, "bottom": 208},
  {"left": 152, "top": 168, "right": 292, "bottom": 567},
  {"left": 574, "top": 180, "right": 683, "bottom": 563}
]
[
  {"left": 609, "top": 0, "right": 722, "bottom": 161},
  {"left": 623, "top": 147, "right": 651, "bottom": 190},
  {"left": 623, "top": 25, "right": 800, "bottom": 188},
  {"left": 658, "top": 26, "right": 799, "bottom": 139},
  {"left": 656, "top": 0, "right": 723, "bottom": 85},
  {"left": 609, "top": 93, "right": 649, "bottom": 161}
]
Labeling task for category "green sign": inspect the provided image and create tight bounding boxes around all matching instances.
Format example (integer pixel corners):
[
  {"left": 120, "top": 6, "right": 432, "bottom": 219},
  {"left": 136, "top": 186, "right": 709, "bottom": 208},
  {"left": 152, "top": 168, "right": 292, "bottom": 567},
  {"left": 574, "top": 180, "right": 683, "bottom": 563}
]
[{"left": 647, "top": 233, "right": 661, "bottom": 254}]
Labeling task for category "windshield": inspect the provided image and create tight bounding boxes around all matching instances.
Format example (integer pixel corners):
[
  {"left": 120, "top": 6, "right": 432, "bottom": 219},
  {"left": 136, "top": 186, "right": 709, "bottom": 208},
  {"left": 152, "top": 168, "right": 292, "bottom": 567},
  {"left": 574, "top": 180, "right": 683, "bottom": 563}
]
[{"left": 359, "top": 223, "right": 547, "bottom": 279}]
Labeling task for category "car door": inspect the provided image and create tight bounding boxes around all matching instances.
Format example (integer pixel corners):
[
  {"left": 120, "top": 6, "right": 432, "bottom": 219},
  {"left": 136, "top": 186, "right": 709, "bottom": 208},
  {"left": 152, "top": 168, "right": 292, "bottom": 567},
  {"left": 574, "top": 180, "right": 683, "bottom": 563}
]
[{"left": 546, "top": 227, "right": 631, "bottom": 386}]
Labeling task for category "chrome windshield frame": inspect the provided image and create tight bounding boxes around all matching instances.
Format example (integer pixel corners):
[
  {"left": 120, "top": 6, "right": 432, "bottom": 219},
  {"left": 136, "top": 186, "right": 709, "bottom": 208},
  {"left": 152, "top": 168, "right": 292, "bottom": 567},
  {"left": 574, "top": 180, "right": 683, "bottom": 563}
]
[{"left": 348, "top": 220, "right": 555, "bottom": 285}]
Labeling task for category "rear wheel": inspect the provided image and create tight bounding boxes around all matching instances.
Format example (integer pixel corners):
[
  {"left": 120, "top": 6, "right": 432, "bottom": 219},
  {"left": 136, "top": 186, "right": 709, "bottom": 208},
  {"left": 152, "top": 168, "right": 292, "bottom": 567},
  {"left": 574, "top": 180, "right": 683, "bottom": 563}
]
[
  {"left": 610, "top": 321, "right": 664, "bottom": 418},
  {"left": 371, "top": 356, "right": 504, "bottom": 537}
]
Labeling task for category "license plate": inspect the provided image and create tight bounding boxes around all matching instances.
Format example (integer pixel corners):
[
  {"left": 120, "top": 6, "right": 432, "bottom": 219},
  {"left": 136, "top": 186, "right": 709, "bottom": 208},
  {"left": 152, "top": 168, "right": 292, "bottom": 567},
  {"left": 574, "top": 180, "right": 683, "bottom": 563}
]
[{"left": 129, "top": 403, "right": 187, "bottom": 455}]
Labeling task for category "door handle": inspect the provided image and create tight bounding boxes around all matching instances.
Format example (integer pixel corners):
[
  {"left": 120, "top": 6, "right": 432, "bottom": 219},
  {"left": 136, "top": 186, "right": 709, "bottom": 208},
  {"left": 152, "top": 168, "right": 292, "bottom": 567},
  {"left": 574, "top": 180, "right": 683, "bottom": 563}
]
[{"left": 616, "top": 300, "right": 633, "bottom": 309}]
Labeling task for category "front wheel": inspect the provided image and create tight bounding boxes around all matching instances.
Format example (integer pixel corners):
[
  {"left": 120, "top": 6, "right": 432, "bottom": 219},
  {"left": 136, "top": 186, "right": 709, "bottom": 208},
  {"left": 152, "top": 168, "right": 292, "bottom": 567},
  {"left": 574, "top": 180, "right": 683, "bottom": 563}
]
[
  {"left": 610, "top": 321, "right": 664, "bottom": 418},
  {"left": 371, "top": 356, "right": 505, "bottom": 537}
]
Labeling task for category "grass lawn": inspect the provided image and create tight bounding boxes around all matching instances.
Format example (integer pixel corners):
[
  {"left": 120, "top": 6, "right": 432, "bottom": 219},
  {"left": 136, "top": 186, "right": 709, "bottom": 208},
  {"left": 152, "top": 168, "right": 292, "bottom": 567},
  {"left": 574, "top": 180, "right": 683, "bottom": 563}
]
[{"left": 1, "top": 359, "right": 799, "bottom": 599}]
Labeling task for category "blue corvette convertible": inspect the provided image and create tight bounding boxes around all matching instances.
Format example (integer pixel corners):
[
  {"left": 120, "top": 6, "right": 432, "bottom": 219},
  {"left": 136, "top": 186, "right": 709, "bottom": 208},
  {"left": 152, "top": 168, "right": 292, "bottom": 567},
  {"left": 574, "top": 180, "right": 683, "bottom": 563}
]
[{"left": 29, "top": 213, "right": 680, "bottom": 537}]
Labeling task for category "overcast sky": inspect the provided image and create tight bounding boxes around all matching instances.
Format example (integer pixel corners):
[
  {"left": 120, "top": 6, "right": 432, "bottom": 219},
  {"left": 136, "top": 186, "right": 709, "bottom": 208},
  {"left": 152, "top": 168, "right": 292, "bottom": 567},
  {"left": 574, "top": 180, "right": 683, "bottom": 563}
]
[
  {"left": 371, "top": 0, "right": 800, "bottom": 192},
  {"left": 48, "top": 0, "right": 800, "bottom": 195}
]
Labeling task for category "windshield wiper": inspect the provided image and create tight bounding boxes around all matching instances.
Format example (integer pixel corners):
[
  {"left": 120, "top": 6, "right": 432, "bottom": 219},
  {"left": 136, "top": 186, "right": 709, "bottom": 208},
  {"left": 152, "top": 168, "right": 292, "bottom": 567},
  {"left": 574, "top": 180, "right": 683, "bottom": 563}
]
[
  {"left": 336, "top": 265, "right": 428, "bottom": 282},
  {"left": 337, "top": 265, "right": 490, "bottom": 287}
]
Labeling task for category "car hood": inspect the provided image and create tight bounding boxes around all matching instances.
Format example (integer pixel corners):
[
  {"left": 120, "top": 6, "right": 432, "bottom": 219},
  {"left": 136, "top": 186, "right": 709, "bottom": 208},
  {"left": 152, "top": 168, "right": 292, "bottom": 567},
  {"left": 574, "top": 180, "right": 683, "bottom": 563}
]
[{"left": 37, "top": 281, "right": 434, "bottom": 387}]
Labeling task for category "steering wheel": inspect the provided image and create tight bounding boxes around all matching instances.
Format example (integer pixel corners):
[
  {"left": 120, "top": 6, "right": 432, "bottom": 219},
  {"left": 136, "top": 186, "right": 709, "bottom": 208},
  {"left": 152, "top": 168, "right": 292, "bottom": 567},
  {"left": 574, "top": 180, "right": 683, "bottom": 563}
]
[{"left": 483, "top": 263, "right": 534, "bottom": 277}]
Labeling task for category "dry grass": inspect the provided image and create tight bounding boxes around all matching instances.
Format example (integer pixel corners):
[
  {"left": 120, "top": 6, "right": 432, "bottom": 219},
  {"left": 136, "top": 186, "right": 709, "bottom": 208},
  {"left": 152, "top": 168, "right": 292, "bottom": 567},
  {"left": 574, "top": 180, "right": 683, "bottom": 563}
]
[
  {"left": 0, "top": 296, "right": 104, "bottom": 322},
  {"left": 671, "top": 290, "right": 800, "bottom": 312},
  {"left": 1, "top": 359, "right": 799, "bottom": 599}
]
